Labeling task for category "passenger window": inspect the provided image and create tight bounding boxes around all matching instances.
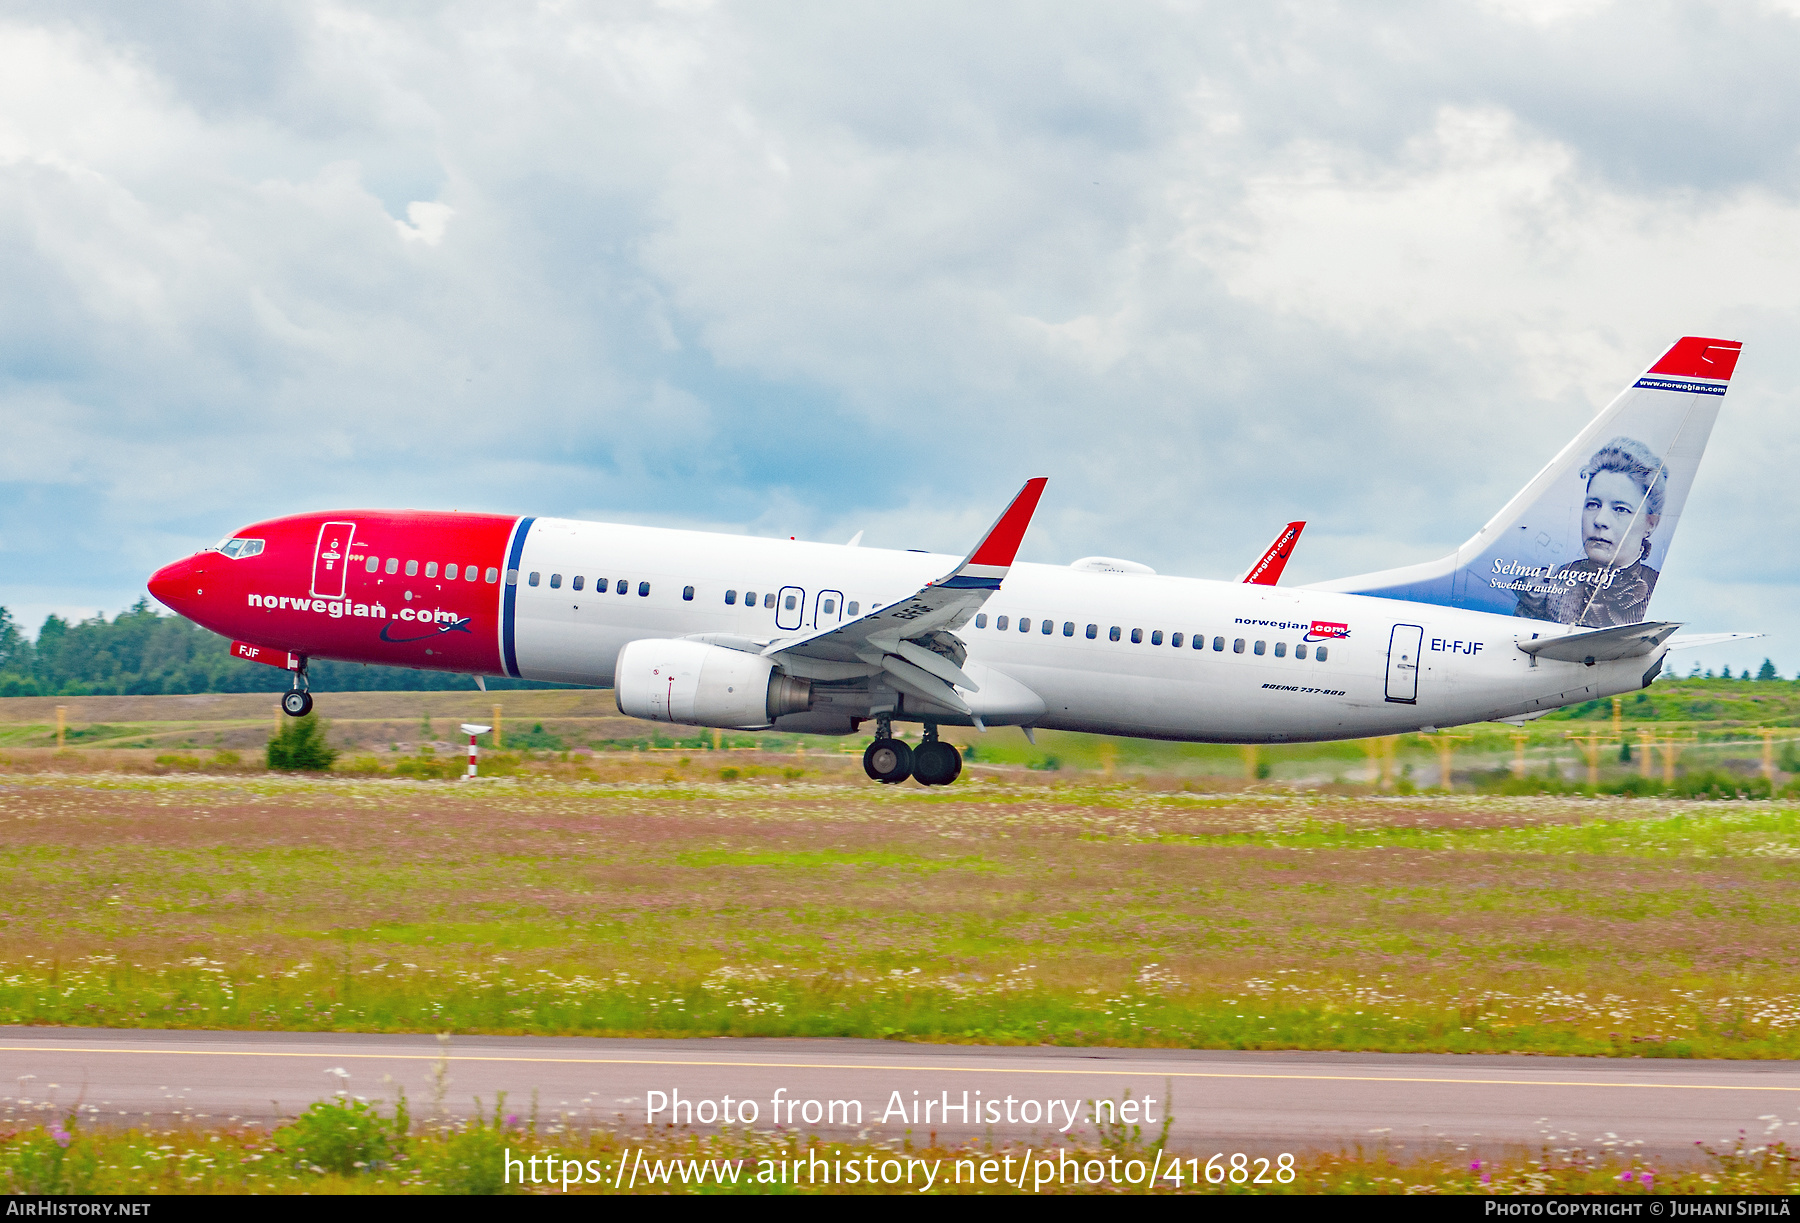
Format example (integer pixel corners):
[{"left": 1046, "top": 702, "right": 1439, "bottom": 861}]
[
  {"left": 639, "top": 582, "right": 651, "bottom": 597},
  {"left": 823, "top": 598, "right": 835, "bottom": 614},
  {"left": 1213, "top": 636, "right": 1225, "bottom": 651},
  {"left": 996, "top": 616, "right": 1009, "bottom": 631},
  {"left": 1109, "top": 626, "right": 1121, "bottom": 642},
  {"left": 549, "top": 574, "right": 562, "bottom": 589},
  {"left": 386, "top": 558, "right": 399, "bottom": 575},
  {"left": 975, "top": 614, "right": 987, "bottom": 628},
  {"left": 445, "top": 563, "right": 458, "bottom": 580},
  {"left": 618, "top": 580, "right": 629, "bottom": 595},
  {"left": 1019, "top": 618, "right": 1031, "bottom": 633},
  {"left": 1171, "top": 632, "right": 1183, "bottom": 648},
  {"left": 425, "top": 562, "right": 438, "bottom": 578},
  {"left": 1086, "top": 624, "right": 1098, "bottom": 639},
  {"left": 762, "top": 592, "right": 773, "bottom": 608},
  {"left": 528, "top": 572, "right": 540, "bottom": 587},
  {"left": 784, "top": 594, "right": 797, "bottom": 611},
  {"left": 1317, "top": 646, "right": 1329, "bottom": 662},
  {"left": 1151, "top": 630, "right": 1163, "bottom": 646},
  {"left": 683, "top": 586, "right": 694, "bottom": 601},
  {"left": 1233, "top": 638, "right": 1245, "bottom": 653},
  {"left": 1062, "top": 621, "right": 1074, "bottom": 637},
  {"left": 366, "top": 556, "right": 379, "bottom": 574},
  {"left": 467, "top": 566, "right": 478, "bottom": 582},
  {"left": 1296, "top": 643, "right": 1308, "bottom": 660},
  {"left": 1274, "top": 642, "right": 1287, "bottom": 657},
  {"left": 1042, "top": 619, "right": 1053, "bottom": 635},
  {"left": 572, "top": 576, "right": 584, "bottom": 591},
  {"left": 405, "top": 560, "right": 419, "bottom": 576},
  {"left": 1254, "top": 640, "right": 1266, "bottom": 655},
  {"left": 847, "top": 602, "right": 859, "bottom": 615},
  {"left": 1130, "top": 629, "right": 1143, "bottom": 644},
  {"left": 503, "top": 569, "right": 516, "bottom": 585},
  {"left": 726, "top": 590, "right": 737, "bottom": 605},
  {"left": 745, "top": 591, "right": 757, "bottom": 606}
]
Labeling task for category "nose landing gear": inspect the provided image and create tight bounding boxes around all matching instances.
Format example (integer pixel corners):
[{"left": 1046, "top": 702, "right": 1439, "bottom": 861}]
[
  {"left": 861, "top": 717, "right": 962, "bottom": 786},
  {"left": 280, "top": 660, "right": 313, "bottom": 717}
]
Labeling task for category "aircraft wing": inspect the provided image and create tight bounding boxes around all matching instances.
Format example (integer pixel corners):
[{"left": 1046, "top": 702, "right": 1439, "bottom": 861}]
[
  {"left": 1240, "top": 521, "right": 1305, "bottom": 584},
  {"left": 760, "top": 478, "right": 1049, "bottom": 714}
]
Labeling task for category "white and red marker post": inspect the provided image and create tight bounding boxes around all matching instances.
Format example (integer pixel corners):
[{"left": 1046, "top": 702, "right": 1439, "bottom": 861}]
[{"left": 460, "top": 723, "right": 492, "bottom": 780}]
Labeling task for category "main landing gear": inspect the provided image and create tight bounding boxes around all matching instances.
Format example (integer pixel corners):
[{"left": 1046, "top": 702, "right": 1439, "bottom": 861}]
[
  {"left": 280, "top": 660, "right": 313, "bottom": 717},
  {"left": 862, "top": 717, "right": 962, "bottom": 787}
]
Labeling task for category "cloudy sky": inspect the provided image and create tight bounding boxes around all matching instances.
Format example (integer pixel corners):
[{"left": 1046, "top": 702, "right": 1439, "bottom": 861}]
[{"left": 2, "top": 0, "right": 1797, "bottom": 674}]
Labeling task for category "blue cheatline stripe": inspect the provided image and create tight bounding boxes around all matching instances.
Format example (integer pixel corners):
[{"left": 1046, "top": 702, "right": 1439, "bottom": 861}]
[
  {"left": 1634, "top": 376, "right": 1727, "bottom": 396},
  {"left": 501, "top": 516, "right": 535, "bottom": 679},
  {"left": 941, "top": 574, "right": 1003, "bottom": 589}
]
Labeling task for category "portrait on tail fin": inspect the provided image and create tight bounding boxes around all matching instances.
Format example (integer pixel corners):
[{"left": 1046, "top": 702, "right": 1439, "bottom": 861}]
[
  {"left": 1510, "top": 436, "right": 1664, "bottom": 628},
  {"left": 1308, "top": 336, "right": 1734, "bottom": 625}
]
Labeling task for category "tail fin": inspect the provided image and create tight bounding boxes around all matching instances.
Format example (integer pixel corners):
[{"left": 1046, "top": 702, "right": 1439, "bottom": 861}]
[
  {"left": 1310, "top": 337, "right": 1741, "bottom": 628},
  {"left": 1240, "top": 521, "right": 1305, "bottom": 584}
]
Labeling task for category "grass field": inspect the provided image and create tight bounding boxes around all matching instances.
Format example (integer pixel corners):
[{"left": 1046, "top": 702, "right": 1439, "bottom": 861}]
[
  {"left": 2, "top": 771, "right": 1798, "bottom": 1057},
  {"left": 4, "top": 682, "right": 1800, "bottom": 791}
]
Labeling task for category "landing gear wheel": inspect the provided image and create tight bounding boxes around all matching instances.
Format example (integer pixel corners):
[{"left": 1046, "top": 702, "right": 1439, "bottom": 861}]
[
  {"left": 911, "top": 740, "right": 962, "bottom": 786},
  {"left": 281, "top": 690, "right": 313, "bottom": 717},
  {"left": 863, "top": 738, "right": 913, "bottom": 784}
]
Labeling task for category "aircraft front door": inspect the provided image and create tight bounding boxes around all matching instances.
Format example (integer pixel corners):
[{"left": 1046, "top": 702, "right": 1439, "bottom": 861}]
[
  {"left": 311, "top": 521, "right": 356, "bottom": 599},
  {"left": 1385, "top": 623, "right": 1423, "bottom": 704},
  {"left": 776, "top": 586, "right": 806, "bottom": 631},
  {"left": 813, "top": 589, "right": 845, "bottom": 630}
]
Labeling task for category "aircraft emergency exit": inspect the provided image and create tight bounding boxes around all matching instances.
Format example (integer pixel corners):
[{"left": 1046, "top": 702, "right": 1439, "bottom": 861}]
[{"left": 148, "top": 337, "right": 1755, "bottom": 785}]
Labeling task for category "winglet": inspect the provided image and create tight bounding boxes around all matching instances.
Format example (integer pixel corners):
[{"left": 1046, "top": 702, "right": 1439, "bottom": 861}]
[
  {"left": 941, "top": 477, "right": 1048, "bottom": 590},
  {"left": 1242, "top": 521, "right": 1305, "bottom": 585}
]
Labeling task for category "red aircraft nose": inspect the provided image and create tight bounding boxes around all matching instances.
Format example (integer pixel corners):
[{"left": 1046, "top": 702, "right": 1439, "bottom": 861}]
[{"left": 147, "top": 554, "right": 208, "bottom": 614}]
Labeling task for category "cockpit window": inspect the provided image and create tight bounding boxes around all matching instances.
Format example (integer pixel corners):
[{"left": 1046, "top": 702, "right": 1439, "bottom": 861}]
[{"left": 218, "top": 538, "right": 264, "bottom": 559}]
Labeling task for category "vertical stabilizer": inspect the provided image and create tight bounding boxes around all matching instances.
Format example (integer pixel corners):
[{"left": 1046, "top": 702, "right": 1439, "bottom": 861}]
[{"left": 1309, "top": 337, "right": 1740, "bottom": 628}]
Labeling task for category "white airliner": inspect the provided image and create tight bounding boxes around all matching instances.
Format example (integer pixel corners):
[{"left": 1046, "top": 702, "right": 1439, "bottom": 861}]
[{"left": 148, "top": 336, "right": 1755, "bottom": 785}]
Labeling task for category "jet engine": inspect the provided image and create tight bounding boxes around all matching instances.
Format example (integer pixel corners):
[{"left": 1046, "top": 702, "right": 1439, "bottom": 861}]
[{"left": 614, "top": 638, "right": 812, "bottom": 729}]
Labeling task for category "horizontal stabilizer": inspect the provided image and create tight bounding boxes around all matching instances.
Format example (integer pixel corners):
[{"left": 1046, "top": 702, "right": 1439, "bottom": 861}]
[
  {"left": 1665, "top": 631, "right": 1764, "bottom": 652},
  {"left": 1515, "top": 620, "right": 1680, "bottom": 664}
]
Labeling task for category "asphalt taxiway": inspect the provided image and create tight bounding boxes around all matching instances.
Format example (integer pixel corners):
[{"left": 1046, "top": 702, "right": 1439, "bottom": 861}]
[{"left": 3, "top": 1028, "right": 1796, "bottom": 1159}]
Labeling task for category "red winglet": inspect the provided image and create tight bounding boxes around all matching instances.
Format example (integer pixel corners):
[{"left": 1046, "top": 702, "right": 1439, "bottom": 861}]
[
  {"left": 1244, "top": 521, "right": 1305, "bottom": 585},
  {"left": 1649, "top": 337, "right": 1742, "bottom": 381},
  {"left": 964, "top": 478, "right": 1049, "bottom": 569}
]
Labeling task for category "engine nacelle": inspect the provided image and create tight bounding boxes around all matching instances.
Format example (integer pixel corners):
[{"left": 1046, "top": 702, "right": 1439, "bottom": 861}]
[{"left": 614, "top": 638, "right": 812, "bottom": 729}]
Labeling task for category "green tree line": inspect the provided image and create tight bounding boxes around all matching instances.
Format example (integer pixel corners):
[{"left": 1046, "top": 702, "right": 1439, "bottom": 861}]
[{"left": 0, "top": 601, "right": 563, "bottom": 697}]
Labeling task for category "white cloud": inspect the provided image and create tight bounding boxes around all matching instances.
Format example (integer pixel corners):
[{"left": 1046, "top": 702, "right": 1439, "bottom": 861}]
[{"left": 396, "top": 200, "right": 453, "bottom": 244}]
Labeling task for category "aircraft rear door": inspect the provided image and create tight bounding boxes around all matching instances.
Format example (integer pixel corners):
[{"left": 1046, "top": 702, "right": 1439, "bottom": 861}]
[
  {"left": 1385, "top": 623, "right": 1423, "bottom": 704},
  {"left": 311, "top": 521, "right": 356, "bottom": 599}
]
